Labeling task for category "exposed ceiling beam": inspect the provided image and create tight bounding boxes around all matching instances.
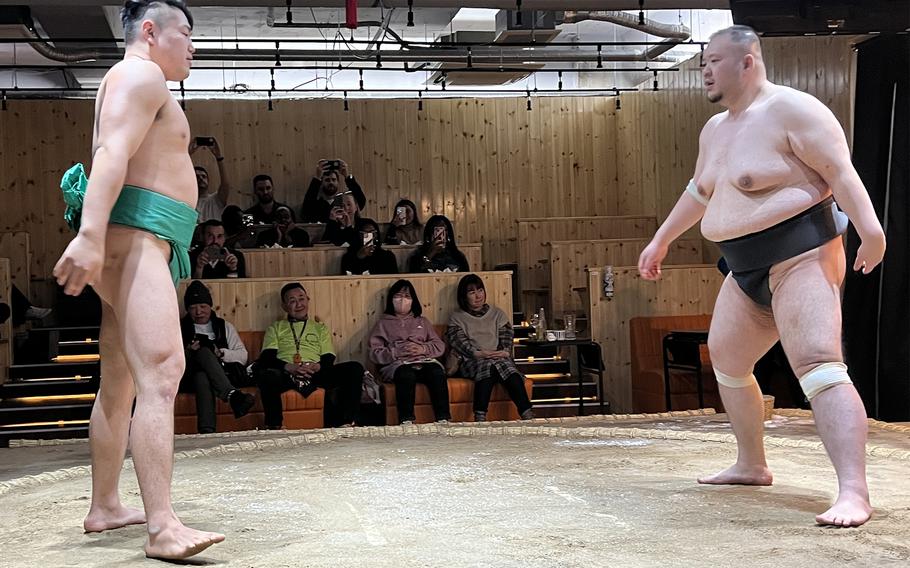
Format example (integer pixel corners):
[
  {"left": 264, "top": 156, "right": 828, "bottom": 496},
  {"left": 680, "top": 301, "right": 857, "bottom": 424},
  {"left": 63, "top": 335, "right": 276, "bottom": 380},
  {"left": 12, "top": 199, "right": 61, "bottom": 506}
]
[{"left": 0, "top": 1, "right": 730, "bottom": 9}]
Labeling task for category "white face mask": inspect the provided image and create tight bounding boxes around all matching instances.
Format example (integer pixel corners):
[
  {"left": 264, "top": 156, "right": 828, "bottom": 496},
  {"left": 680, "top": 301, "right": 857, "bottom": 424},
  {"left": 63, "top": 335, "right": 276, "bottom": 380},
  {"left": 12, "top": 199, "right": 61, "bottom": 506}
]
[{"left": 392, "top": 296, "right": 413, "bottom": 315}]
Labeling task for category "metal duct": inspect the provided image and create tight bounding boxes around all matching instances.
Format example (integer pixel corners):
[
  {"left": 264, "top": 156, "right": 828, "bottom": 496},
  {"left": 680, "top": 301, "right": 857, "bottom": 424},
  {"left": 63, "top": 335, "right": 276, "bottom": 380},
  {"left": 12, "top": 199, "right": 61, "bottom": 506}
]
[{"left": 562, "top": 10, "right": 691, "bottom": 40}]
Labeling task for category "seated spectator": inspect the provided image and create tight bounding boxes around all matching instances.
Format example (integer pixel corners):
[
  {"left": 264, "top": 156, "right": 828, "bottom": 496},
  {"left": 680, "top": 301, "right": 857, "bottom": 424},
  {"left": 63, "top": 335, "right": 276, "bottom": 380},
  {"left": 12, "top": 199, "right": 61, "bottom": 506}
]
[
  {"left": 191, "top": 136, "right": 231, "bottom": 222},
  {"left": 384, "top": 199, "right": 423, "bottom": 246},
  {"left": 245, "top": 174, "right": 295, "bottom": 225},
  {"left": 257, "top": 206, "right": 311, "bottom": 248},
  {"left": 321, "top": 192, "right": 360, "bottom": 246},
  {"left": 222, "top": 205, "right": 259, "bottom": 249},
  {"left": 341, "top": 218, "right": 398, "bottom": 275},
  {"left": 369, "top": 280, "right": 449, "bottom": 425},
  {"left": 446, "top": 274, "right": 533, "bottom": 422},
  {"left": 407, "top": 215, "right": 470, "bottom": 273},
  {"left": 252, "top": 283, "right": 364, "bottom": 428},
  {"left": 189, "top": 220, "right": 247, "bottom": 279},
  {"left": 179, "top": 281, "right": 255, "bottom": 434},
  {"left": 301, "top": 160, "right": 367, "bottom": 223}
]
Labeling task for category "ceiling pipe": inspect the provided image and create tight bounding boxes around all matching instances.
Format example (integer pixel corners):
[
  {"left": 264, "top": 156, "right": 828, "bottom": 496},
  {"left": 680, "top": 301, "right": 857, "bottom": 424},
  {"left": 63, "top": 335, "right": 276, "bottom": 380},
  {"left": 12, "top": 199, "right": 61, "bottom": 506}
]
[
  {"left": 562, "top": 10, "right": 691, "bottom": 40},
  {"left": 0, "top": 1, "right": 730, "bottom": 8}
]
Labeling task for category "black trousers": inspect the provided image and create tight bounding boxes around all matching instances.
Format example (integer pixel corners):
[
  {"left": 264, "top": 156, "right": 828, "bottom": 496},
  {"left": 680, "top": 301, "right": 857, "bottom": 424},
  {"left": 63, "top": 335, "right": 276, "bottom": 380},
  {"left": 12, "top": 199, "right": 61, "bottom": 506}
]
[
  {"left": 180, "top": 347, "right": 243, "bottom": 434},
  {"left": 393, "top": 364, "right": 450, "bottom": 423},
  {"left": 256, "top": 361, "right": 364, "bottom": 428},
  {"left": 473, "top": 367, "right": 532, "bottom": 414}
]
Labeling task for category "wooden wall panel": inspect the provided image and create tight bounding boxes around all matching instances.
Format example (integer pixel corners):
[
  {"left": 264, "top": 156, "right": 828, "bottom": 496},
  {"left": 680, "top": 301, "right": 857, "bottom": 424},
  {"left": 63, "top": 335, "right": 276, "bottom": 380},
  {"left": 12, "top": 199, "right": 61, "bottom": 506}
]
[
  {"left": 0, "top": 259, "right": 11, "bottom": 383},
  {"left": 0, "top": 37, "right": 856, "bottom": 296},
  {"left": 587, "top": 265, "right": 725, "bottom": 413},
  {"left": 0, "top": 232, "right": 31, "bottom": 300},
  {"left": 176, "top": 271, "right": 512, "bottom": 365},
  {"left": 241, "top": 243, "right": 482, "bottom": 279},
  {"left": 549, "top": 237, "right": 705, "bottom": 317}
]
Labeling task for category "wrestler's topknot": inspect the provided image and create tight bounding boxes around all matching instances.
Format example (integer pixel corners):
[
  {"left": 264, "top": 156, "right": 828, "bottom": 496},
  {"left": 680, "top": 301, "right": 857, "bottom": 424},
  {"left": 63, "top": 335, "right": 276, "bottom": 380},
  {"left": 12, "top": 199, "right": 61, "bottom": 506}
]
[{"left": 121, "top": 0, "right": 193, "bottom": 44}]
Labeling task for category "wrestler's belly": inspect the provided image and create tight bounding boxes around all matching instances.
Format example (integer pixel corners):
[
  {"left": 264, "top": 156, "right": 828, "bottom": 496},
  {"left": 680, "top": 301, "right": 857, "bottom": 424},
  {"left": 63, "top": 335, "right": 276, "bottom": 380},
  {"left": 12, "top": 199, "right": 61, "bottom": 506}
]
[
  {"left": 123, "top": 153, "right": 197, "bottom": 208},
  {"left": 700, "top": 185, "right": 830, "bottom": 242}
]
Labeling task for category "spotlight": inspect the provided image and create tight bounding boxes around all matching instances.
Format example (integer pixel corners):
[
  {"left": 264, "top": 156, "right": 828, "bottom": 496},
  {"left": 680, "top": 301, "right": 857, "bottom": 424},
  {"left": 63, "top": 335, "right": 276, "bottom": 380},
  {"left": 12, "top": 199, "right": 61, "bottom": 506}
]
[
  {"left": 407, "top": 0, "right": 414, "bottom": 27},
  {"left": 343, "top": 91, "right": 349, "bottom": 111}
]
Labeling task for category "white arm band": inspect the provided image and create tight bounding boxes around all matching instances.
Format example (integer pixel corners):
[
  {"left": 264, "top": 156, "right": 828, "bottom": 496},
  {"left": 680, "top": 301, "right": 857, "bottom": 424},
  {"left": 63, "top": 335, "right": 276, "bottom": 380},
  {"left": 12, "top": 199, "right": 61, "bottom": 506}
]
[{"left": 685, "top": 179, "right": 709, "bottom": 206}]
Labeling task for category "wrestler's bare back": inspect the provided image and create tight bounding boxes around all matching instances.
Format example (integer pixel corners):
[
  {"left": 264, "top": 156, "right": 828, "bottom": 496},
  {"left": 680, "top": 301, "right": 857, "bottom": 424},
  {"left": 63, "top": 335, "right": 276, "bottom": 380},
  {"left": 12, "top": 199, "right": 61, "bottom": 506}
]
[
  {"left": 93, "top": 60, "right": 197, "bottom": 209},
  {"left": 696, "top": 84, "right": 834, "bottom": 242}
]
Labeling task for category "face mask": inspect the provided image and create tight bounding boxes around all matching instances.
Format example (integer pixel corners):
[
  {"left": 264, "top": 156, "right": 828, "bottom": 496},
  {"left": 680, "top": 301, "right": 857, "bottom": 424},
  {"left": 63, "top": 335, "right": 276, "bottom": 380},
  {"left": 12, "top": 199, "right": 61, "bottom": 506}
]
[{"left": 393, "top": 297, "right": 413, "bottom": 314}]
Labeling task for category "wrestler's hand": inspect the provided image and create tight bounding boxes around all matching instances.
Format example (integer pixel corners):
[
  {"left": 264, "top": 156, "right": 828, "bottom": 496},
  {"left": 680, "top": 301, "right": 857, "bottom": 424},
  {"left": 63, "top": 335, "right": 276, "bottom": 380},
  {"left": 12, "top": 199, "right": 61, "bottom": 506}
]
[
  {"left": 54, "top": 233, "right": 104, "bottom": 296},
  {"left": 638, "top": 239, "right": 668, "bottom": 281},
  {"left": 854, "top": 232, "right": 886, "bottom": 275}
]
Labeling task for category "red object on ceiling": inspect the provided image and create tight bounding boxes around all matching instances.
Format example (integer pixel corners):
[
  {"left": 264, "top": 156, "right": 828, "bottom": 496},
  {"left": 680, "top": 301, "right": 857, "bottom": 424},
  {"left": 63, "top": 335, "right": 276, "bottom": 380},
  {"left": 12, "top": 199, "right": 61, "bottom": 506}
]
[{"left": 345, "top": 0, "right": 358, "bottom": 29}]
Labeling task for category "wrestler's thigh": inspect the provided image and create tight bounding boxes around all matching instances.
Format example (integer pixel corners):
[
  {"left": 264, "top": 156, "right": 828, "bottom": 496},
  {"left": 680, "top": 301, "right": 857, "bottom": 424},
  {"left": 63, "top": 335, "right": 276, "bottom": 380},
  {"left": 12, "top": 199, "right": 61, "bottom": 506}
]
[
  {"left": 97, "top": 227, "right": 184, "bottom": 379},
  {"left": 770, "top": 239, "right": 846, "bottom": 377},
  {"left": 708, "top": 274, "right": 779, "bottom": 377}
]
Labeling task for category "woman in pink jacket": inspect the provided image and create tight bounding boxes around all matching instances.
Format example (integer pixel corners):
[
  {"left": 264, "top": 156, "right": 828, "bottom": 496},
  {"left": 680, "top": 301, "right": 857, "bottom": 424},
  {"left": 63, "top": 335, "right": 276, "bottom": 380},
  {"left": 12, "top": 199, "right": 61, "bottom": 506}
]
[{"left": 369, "top": 280, "right": 450, "bottom": 424}]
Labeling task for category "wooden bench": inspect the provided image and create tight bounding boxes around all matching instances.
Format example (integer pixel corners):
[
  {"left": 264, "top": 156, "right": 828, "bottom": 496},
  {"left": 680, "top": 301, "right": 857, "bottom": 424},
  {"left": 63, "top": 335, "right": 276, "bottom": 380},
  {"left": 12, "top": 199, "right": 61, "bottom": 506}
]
[{"left": 241, "top": 243, "right": 483, "bottom": 278}]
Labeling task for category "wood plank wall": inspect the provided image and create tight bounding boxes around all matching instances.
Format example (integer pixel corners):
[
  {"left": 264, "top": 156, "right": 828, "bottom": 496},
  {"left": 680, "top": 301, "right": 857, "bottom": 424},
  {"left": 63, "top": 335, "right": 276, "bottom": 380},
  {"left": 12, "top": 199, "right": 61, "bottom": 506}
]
[
  {"left": 587, "top": 265, "right": 725, "bottom": 413},
  {"left": 549, "top": 237, "right": 705, "bottom": 317},
  {"left": 0, "top": 232, "right": 31, "bottom": 300},
  {"left": 0, "top": 36, "right": 857, "bottom": 291},
  {"left": 0, "top": 258, "right": 11, "bottom": 383},
  {"left": 176, "top": 271, "right": 512, "bottom": 366},
  {"left": 241, "top": 243, "right": 483, "bottom": 279}
]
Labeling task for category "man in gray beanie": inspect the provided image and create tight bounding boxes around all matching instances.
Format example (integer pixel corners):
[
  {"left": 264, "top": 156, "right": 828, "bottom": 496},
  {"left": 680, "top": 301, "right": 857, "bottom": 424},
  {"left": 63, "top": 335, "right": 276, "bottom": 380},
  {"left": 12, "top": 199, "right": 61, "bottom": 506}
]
[{"left": 180, "top": 280, "right": 255, "bottom": 433}]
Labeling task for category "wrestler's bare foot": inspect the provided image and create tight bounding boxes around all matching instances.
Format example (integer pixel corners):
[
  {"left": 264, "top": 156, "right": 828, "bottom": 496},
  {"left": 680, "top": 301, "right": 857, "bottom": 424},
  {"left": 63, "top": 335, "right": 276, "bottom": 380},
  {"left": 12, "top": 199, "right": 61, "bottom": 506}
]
[
  {"left": 697, "top": 463, "right": 773, "bottom": 486},
  {"left": 83, "top": 504, "right": 147, "bottom": 533},
  {"left": 816, "top": 491, "right": 872, "bottom": 527},
  {"left": 144, "top": 521, "right": 225, "bottom": 560}
]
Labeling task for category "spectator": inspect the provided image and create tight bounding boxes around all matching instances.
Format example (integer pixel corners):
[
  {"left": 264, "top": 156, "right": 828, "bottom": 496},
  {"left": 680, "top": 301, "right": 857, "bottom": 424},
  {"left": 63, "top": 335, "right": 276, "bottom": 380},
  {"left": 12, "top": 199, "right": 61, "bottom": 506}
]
[
  {"left": 257, "top": 206, "right": 311, "bottom": 248},
  {"left": 191, "top": 136, "right": 231, "bottom": 222},
  {"left": 179, "top": 280, "right": 255, "bottom": 434},
  {"left": 189, "top": 220, "right": 247, "bottom": 279},
  {"left": 252, "top": 283, "right": 364, "bottom": 428},
  {"left": 341, "top": 218, "right": 398, "bottom": 275},
  {"left": 446, "top": 274, "right": 533, "bottom": 422},
  {"left": 221, "top": 205, "right": 258, "bottom": 249},
  {"left": 301, "top": 160, "right": 366, "bottom": 223},
  {"left": 369, "top": 280, "right": 449, "bottom": 424},
  {"left": 321, "top": 192, "right": 360, "bottom": 246},
  {"left": 245, "top": 174, "right": 295, "bottom": 225},
  {"left": 407, "top": 215, "right": 470, "bottom": 273},
  {"left": 384, "top": 199, "right": 423, "bottom": 246}
]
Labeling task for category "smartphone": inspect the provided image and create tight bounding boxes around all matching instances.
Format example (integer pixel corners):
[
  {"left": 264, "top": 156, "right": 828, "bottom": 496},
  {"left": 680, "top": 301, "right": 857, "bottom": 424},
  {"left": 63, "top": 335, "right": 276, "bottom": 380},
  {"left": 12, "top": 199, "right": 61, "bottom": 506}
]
[
  {"left": 331, "top": 194, "right": 345, "bottom": 210},
  {"left": 195, "top": 136, "right": 215, "bottom": 147},
  {"left": 325, "top": 159, "right": 341, "bottom": 171},
  {"left": 241, "top": 213, "right": 255, "bottom": 227},
  {"left": 362, "top": 232, "right": 374, "bottom": 247},
  {"left": 433, "top": 226, "right": 446, "bottom": 242},
  {"left": 205, "top": 244, "right": 225, "bottom": 261},
  {"left": 396, "top": 206, "right": 407, "bottom": 221}
]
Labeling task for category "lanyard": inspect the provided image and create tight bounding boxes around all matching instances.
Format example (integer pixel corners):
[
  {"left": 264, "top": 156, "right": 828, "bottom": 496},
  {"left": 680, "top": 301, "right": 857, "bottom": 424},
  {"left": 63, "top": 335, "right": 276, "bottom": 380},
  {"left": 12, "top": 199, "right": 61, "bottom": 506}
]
[{"left": 288, "top": 317, "right": 308, "bottom": 364}]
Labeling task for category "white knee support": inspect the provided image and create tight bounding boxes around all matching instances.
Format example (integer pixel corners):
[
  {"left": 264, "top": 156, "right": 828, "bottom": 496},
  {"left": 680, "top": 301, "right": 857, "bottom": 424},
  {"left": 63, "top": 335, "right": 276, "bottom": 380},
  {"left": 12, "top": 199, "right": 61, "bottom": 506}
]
[
  {"left": 800, "top": 362, "right": 852, "bottom": 401},
  {"left": 685, "top": 178, "right": 710, "bottom": 206},
  {"left": 714, "top": 368, "right": 757, "bottom": 389}
]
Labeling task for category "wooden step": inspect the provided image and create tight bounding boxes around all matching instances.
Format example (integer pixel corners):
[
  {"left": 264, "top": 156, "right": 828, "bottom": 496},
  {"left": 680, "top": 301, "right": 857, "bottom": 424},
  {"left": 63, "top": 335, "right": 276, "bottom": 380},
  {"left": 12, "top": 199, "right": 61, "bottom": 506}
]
[
  {"left": 0, "top": 402, "right": 95, "bottom": 427},
  {"left": 0, "top": 424, "right": 90, "bottom": 447}
]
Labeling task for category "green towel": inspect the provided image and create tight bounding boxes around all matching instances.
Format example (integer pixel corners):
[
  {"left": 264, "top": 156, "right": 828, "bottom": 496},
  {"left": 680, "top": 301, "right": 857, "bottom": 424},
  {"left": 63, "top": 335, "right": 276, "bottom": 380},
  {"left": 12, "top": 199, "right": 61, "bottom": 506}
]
[{"left": 60, "top": 163, "right": 199, "bottom": 286}]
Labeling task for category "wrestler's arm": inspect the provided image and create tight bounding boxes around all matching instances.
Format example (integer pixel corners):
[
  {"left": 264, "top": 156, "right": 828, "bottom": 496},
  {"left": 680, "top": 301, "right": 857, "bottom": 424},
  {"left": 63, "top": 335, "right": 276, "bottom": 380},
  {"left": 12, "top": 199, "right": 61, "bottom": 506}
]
[
  {"left": 782, "top": 93, "right": 886, "bottom": 273},
  {"left": 80, "top": 62, "right": 170, "bottom": 241},
  {"left": 638, "top": 117, "right": 715, "bottom": 280},
  {"left": 54, "top": 62, "right": 169, "bottom": 295}
]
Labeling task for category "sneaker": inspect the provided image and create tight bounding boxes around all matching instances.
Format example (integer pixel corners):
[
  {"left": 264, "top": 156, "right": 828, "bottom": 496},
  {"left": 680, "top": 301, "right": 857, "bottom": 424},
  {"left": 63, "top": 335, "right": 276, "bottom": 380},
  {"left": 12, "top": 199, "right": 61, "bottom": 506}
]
[
  {"left": 25, "top": 306, "right": 52, "bottom": 320},
  {"left": 400, "top": 420, "right": 414, "bottom": 425},
  {"left": 474, "top": 411, "right": 487, "bottom": 423},
  {"left": 437, "top": 419, "right": 449, "bottom": 424},
  {"left": 520, "top": 408, "right": 535, "bottom": 420},
  {"left": 229, "top": 390, "right": 256, "bottom": 418}
]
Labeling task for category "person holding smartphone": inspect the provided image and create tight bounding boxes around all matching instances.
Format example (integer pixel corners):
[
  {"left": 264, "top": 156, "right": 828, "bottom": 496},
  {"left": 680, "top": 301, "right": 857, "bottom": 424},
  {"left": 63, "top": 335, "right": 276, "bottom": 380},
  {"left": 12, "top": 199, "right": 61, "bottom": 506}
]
[
  {"left": 384, "top": 199, "right": 423, "bottom": 246},
  {"left": 300, "top": 159, "right": 367, "bottom": 223},
  {"left": 189, "top": 220, "right": 246, "bottom": 278},
  {"left": 190, "top": 136, "right": 232, "bottom": 223},
  {"left": 408, "top": 215, "right": 470, "bottom": 273},
  {"left": 341, "top": 218, "right": 398, "bottom": 275},
  {"left": 321, "top": 192, "right": 360, "bottom": 246}
]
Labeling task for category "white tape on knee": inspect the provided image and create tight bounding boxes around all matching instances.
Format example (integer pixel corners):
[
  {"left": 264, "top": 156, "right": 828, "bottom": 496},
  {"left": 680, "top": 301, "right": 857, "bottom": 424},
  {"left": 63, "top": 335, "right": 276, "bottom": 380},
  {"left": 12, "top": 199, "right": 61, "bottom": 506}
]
[
  {"left": 714, "top": 368, "right": 757, "bottom": 389},
  {"left": 686, "top": 178, "right": 709, "bottom": 206},
  {"left": 800, "top": 362, "right": 852, "bottom": 401}
]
